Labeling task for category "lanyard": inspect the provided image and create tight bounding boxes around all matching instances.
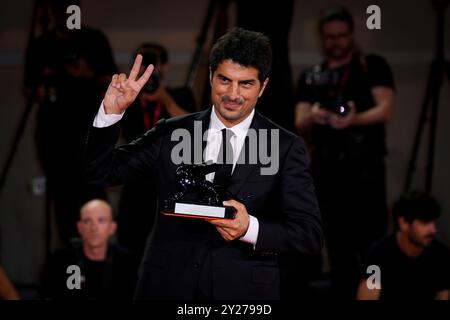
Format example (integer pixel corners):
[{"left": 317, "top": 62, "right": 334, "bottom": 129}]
[
  {"left": 140, "top": 96, "right": 163, "bottom": 130},
  {"left": 329, "top": 64, "right": 351, "bottom": 99}
]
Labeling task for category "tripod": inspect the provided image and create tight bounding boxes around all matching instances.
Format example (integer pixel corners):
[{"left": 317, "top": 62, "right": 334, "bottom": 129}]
[
  {"left": 0, "top": 0, "right": 53, "bottom": 257},
  {"left": 0, "top": 0, "right": 43, "bottom": 195},
  {"left": 404, "top": 0, "right": 450, "bottom": 193}
]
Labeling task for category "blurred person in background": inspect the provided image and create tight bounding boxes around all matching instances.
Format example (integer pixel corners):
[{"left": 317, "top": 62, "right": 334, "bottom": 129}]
[
  {"left": 39, "top": 199, "right": 136, "bottom": 300},
  {"left": 358, "top": 191, "right": 450, "bottom": 300},
  {"left": 295, "top": 6, "right": 395, "bottom": 298},
  {"left": 23, "top": 0, "right": 117, "bottom": 243}
]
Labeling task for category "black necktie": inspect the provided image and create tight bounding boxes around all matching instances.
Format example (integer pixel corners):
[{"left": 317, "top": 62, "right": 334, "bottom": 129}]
[{"left": 214, "top": 128, "right": 234, "bottom": 188}]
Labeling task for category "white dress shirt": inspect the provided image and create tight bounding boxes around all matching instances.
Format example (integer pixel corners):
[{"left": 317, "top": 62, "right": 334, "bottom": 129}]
[{"left": 93, "top": 103, "right": 259, "bottom": 246}]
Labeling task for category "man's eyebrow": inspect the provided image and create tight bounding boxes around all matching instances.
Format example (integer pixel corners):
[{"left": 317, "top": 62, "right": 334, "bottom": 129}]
[
  {"left": 239, "top": 79, "right": 256, "bottom": 85},
  {"left": 216, "top": 73, "right": 257, "bottom": 84},
  {"left": 217, "top": 73, "right": 231, "bottom": 81}
]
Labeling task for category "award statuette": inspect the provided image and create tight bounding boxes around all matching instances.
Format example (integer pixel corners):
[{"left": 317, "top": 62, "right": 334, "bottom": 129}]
[{"left": 161, "top": 163, "right": 237, "bottom": 220}]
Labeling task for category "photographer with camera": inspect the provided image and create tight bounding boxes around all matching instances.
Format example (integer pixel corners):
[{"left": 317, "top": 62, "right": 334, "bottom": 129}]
[
  {"left": 118, "top": 43, "right": 196, "bottom": 267},
  {"left": 121, "top": 43, "right": 197, "bottom": 142},
  {"left": 295, "top": 6, "right": 395, "bottom": 299}
]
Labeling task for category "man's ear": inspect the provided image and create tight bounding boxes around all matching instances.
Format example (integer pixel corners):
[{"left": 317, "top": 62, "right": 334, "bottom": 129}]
[
  {"left": 76, "top": 221, "right": 82, "bottom": 236},
  {"left": 258, "top": 78, "right": 269, "bottom": 98},
  {"left": 209, "top": 69, "right": 213, "bottom": 85},
  {"left": 110, "top": 221, "right": 117, "bottom": 236},
  {"left": 398, "top": 217, "right": 409, "bottom": 232}
]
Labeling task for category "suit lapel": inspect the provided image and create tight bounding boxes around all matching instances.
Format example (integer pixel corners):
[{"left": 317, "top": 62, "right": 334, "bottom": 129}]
[
  {"left": 188, "top": 107, "right": 211, "bottom": 164},
  {"left": 185, "top": 108, "right": 270, "bottom": 198}
]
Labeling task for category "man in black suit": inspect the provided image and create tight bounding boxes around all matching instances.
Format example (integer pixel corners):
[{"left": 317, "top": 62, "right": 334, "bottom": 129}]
[{"left": 83, "top": 28, "right": 322, "bottom": 300}]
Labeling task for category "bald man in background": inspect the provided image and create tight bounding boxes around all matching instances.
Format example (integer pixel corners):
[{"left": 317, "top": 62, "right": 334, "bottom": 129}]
[{"left": 39, "top": 199, "right": 136, "bottom": 300}]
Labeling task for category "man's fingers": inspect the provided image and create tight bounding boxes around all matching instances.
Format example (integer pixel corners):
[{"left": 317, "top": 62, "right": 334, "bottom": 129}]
[
  {"left": 223, "top": 199, "right": 242, "bottom": 209},
  {"left": 208, "top": 218, "right": 232, "bottom": 227},
  {"left": 115, "top": 73, "right": 128, "bottom": 93},
  {"left": 118, "top": 73, "right": 127, "bottom": 83},
  {"left": 110, "top": 74, "right": 118, "bottom": 88},
  {"left": 216, "top": 226, "right": 233, "bottom": 241},
  {"left": 330, "top": 117, "right": 345, "bottom": 129},
  {"left": 127, "top": 81, "right": 142, "bottom": 93},
  {"left": 128, "top": 54, "right": 142, "bottom": 81},
  {"left": 119, "top": 81, "right": 127, "bottom": 91},
  {"left": 137, "top": 64, "right": 154, "bottom": 87},
  {"left": 348, "top": 100, "right": 356, "bottom": 109}
]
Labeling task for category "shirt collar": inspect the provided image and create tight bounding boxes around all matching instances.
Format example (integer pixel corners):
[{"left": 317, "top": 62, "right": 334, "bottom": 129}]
[{"left": 209, "top": 105, "right": 255, "bottom": 138}]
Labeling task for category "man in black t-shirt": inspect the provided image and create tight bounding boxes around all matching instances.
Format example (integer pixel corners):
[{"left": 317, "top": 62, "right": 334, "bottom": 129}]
[
  {"left": 358, "top": 191, "right": 450, "bottom": 300},
  {"left": 295, "top": 6, "right": 395, "bottom": 298},
  {"left": 39, "top": 199, "right": 136, "bottom": 300}
]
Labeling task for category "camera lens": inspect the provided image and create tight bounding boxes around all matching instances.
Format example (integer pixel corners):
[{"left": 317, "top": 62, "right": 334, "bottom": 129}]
[
  {"left": 336, "top": 103, "right": 350, "bottom": 116},
  {"left": 143, "top": 73, "right": 160, "bottom": 93}
]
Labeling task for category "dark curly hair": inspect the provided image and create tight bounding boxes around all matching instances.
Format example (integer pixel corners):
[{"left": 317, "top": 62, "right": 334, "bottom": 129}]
[
  {"left": 209, "top": 27, "right": 272, "bottom": 83},
  {"left": 318, "top": 6, "right": 354, "bottom": 34},
  {"left": 393, "top": 190, "right": 441, "bottom": 229}
]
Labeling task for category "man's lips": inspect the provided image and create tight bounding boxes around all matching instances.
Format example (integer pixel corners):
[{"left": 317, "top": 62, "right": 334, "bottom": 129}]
[{"left": 223, "top": 102, "right": 242, "bottom": 109}]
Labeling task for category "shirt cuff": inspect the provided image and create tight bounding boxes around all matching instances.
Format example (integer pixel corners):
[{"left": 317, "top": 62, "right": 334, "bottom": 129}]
[
  {"left": 93, "top": 101, "right": 125, "bottom": 128},
  {"left": 239, "top": 215, "right": 259, "bottom": 249}
]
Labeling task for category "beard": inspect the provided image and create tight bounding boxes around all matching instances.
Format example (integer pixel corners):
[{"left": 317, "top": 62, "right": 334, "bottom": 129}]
[
  {"left": 220, "top": 95, "right": 244, "bottom": 106},
  {"left": 408, "top": 232, "right": 435, "bottom": 248},
  {"left": 217, "top": 95, "right": 246, "bottom": 120},
  {"left": 325, "top": 44, "right": 353, "bottom": 61}
]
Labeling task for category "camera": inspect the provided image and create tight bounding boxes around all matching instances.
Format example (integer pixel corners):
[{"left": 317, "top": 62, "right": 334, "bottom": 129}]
[
  {"left": 319, "top": 99, "right": 351, "bottom": 117},
  {"left": 143, "top": 72, "right": 160, "bottom": 94},
  {"left": 137, "top": 48, "right": 162, "bottom": 94},
  {"left": 61, "top": 40, "right": 83, "bottom": 65},
  {"left": 305, "top": 66, "right": 351, "bottom": 117}
]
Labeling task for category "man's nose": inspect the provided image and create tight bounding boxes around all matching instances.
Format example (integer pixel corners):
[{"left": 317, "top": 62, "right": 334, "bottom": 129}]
[
  {"left": 90, "top": 223, "right": 98, "bottom": 231},
  {"left": 429, "top": 222, "right": 437, "bottom": 235},
  {"left": 228, "top": 82, "right": 240, "bottom": 100}
]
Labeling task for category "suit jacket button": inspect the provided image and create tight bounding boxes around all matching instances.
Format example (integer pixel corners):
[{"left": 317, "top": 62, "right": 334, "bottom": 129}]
[{"left": 194, "top": 262, "right": 200, "bottom": 268}]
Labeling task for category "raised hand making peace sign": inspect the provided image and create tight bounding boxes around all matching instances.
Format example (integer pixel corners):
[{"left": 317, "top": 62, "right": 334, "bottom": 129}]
[{"left": 103, "top": 54, "right": 154, "bottom": 114}]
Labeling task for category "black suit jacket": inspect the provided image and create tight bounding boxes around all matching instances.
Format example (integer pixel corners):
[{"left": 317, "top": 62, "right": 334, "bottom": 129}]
[{"left": 83, "top": 107, "right": 322, "bottom": 299}]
